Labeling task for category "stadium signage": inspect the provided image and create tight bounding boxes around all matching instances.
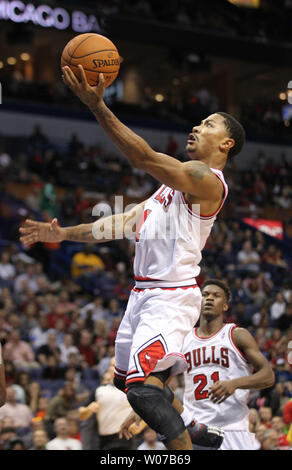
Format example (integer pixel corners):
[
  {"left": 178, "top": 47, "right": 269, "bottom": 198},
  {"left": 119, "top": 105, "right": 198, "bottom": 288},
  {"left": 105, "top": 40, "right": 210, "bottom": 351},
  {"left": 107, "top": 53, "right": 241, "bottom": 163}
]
[
  {"left": 0, "top": 0, "right": 101, "bottom": 32},
  {"left": 243, "top": 218, "right": 283, "bottom": 240}
]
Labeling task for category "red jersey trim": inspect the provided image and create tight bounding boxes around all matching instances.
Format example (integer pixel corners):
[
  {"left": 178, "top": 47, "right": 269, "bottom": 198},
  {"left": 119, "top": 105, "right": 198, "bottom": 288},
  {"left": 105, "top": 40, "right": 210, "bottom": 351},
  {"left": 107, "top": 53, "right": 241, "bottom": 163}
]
[
  {"left": 114, "top": 366, "right": 127, "bottom": 376},
  {"left": 229, "top": 325, "right": 249, "bottom": 363},
  {"left": 133, "top": 284, "right": 198, "bottom": 292},
  {"left": 194, "top": 324, "right": 226, "bottom": 340},
  {"left": 134, "top": 276, "right": 161, "bottom": 281},
  {"left": 180, "top": 171, "right": 227, "bottom": 219}
]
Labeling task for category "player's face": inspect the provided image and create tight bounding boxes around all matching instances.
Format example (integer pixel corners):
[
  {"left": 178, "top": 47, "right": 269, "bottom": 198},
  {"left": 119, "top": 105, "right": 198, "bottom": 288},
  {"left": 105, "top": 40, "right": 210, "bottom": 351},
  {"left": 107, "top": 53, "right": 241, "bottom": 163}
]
[
  {"left": 186, "top": 114, "right": 232, "bottom": 160},
  {"left": 201, "top": 284, "right": 228, "bottom": 317}
]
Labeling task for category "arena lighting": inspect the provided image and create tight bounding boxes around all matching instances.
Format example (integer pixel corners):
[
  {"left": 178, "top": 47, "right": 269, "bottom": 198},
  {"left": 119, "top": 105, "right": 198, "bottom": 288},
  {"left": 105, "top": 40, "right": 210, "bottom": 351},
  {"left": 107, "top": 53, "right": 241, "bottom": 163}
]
[
  {"left": 227, "top": 0, "right": 260, "bottom": 7},
  {"left": 0, "top": 0, "right": 102, "bottom": 33},
  {"left": 279, "top": 92, "right": 287, "bottom": 101},
  {"left": 0, "top": 61, "right": 3, "bottom": 68},
  {"left": 155, "top": 94, "right": 164, "bottom": 102},
  {"left": 20, "top": 52, "right": 30, "bottom": 61},
  {"left": 7, "top": 56, "right": 16, "bottom": 64}
]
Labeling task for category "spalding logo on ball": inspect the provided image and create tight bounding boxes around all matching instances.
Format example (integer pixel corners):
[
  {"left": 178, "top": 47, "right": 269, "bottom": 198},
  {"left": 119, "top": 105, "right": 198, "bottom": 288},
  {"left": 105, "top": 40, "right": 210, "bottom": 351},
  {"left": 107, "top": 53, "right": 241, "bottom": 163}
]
[{"left": 61, "top": 33, "right": 120, "bottom": 87}]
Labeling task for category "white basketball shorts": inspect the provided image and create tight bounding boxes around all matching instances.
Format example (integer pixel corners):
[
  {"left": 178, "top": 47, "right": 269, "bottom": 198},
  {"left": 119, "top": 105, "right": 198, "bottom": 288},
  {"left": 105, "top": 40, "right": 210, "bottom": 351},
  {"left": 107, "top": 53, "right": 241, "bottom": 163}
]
[
  {"left": 220, "top": 430, "right": 258, "bottom": 450},
  {"left": 114, "top": 284, "right": 201, "bottom": 387}
]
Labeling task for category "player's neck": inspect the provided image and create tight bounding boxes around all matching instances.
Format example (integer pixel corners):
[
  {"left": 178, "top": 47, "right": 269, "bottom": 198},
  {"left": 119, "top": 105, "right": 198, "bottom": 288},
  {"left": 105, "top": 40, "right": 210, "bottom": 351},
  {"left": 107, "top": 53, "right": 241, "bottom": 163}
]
[
  {"left": 197, "top": 317, "right": 224, "bottom": 337},
  {"left": 195, "top": 154, "right": 226, "bottom": 171}
]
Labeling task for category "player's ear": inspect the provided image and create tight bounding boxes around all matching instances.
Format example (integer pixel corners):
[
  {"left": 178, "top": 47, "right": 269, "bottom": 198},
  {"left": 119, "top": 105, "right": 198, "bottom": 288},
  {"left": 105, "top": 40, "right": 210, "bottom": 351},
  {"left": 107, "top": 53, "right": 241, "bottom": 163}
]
[
  {"left": 223, "top": 303, "right": 229, "bottom": 312},
  {"left": 219, "top": 137, "right": 234, "bottom": 154}
]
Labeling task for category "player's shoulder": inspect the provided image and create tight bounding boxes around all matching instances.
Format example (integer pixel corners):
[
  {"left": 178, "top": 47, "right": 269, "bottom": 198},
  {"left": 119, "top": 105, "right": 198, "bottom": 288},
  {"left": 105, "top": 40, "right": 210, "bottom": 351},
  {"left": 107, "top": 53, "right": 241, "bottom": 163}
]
[{"left": 231, "top": 326, "right": 256, "bottom": 346}]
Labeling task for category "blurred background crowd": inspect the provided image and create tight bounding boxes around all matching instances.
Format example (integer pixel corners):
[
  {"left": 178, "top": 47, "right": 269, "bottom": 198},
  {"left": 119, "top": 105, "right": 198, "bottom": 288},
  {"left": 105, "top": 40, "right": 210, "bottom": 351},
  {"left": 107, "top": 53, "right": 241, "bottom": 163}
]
[{"left": 0, "top": 128, "right": 291, "bottom": 450}]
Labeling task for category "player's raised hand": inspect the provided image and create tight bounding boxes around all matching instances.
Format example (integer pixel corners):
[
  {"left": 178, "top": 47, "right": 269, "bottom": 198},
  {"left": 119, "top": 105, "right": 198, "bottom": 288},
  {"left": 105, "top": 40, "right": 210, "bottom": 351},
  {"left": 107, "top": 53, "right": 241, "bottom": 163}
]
[
  {"left": 19, "top": 218, "right": 65, "bottom": 247},
  {"left": 62, "top": 65, "right": 105, "bottom": 110}
]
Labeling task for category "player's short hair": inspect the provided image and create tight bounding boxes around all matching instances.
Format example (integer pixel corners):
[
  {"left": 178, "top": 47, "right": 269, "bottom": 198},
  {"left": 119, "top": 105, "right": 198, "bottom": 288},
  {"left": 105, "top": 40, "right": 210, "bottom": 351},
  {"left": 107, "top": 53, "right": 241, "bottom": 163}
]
[
  {"left": 201, "top": 279, "right": 232, "bottom": 304},
  {"left": 216, "top": 112, "right": 245, "bottom": 159}
]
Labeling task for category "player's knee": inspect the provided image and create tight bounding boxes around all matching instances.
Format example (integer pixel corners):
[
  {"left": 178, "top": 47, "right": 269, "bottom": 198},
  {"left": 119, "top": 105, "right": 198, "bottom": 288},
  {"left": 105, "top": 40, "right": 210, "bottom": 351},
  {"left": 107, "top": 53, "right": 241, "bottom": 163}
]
[
  {"left": 127, "top": 383, "right": 185, "bottom": 443},
  {"left": 148, "top": 368, "right": 171, "bottom": 385},
  {"left": 113, "top": 376, "right": 126, "bottom": 393}
]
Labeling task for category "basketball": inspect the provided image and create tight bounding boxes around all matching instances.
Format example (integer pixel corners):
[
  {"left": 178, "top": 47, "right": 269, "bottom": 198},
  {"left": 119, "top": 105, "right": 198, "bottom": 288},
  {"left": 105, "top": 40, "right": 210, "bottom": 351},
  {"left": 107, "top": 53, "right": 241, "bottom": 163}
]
[{"left": 61, "top": 33, "right": 120, "bottom": 88}]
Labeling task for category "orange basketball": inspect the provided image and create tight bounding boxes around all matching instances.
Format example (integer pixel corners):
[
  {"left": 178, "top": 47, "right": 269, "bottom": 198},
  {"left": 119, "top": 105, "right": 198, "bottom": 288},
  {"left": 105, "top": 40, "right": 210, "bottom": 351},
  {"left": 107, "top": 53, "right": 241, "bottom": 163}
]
[{"left": 61, "top": 33, "right": 120, "bottom": 88}]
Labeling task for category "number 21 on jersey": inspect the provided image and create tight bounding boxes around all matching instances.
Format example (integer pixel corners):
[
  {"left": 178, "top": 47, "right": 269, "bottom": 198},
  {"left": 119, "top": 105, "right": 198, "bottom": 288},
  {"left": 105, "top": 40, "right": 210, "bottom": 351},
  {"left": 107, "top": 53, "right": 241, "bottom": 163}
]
[{"left": 194, "top": 371, "right": 219, "bottom": 400}]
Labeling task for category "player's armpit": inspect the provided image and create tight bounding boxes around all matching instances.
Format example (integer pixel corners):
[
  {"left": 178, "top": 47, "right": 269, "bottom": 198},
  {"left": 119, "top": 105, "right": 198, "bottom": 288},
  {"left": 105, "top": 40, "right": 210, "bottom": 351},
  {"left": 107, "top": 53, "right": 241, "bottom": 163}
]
[
  {"left": 142, "top": 155, "right": 222, "bottom": 200},
  {"left": 231, "top": 327, "right": 275, "bottom": 390}
]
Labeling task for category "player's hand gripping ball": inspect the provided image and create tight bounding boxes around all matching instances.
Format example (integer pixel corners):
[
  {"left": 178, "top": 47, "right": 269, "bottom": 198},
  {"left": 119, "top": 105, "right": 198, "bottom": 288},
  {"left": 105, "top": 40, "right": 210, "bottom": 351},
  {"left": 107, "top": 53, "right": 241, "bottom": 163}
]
[{"left": 61, "top": 33, "right": 120, "bottom": 87}]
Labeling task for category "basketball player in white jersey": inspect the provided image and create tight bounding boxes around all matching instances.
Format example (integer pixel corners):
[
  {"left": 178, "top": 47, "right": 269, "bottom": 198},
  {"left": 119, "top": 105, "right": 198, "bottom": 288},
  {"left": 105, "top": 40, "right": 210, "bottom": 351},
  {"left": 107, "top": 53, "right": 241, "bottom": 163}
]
[
  {"left": 183, "top": 279, "right": 275, "bottom": 450},
  {"left": 120, "top": 279, "right": 275, "bottom": 450},
  {"left": 20, "top": 65, "right": 246, "bottom": 450}
]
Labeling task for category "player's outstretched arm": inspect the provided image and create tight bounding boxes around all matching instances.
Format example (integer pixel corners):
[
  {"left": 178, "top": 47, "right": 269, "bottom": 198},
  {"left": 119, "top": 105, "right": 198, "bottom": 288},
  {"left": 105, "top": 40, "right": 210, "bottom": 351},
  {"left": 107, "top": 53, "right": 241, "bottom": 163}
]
[
  {"left": 209, "top": 328, "right": 275, "bottom": 404},
  {"left": 19, "top": 202, "right": 146, "bottom": 246},
  {"left": 62, "top": 65, "right": 221, "bottom": 200},
  {"left": 0, "top": 343, "right": 6, "bottom": 407}
]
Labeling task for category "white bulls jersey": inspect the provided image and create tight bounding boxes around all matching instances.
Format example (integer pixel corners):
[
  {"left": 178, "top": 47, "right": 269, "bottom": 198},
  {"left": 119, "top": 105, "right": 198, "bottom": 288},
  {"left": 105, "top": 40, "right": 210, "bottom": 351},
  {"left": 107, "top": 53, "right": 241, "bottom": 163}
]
[
  {"left": 182, "top": 323, "right": 253, "bottom": 431},
  {"left": 134, "top": 169, "right": 228, "bottom": 287}
]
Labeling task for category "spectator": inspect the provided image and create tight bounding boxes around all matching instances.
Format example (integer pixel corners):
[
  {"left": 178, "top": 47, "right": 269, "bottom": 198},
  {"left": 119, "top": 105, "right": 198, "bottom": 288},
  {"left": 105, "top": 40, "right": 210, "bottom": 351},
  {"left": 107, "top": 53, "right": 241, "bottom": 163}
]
[
  {"left": 30, "top": 429, "right": 49, "bottom": 450},
  {"left": 271, "top": 416, "right": 290, "bottom": 449},
  {"left": 78, "top": 329, "right": 96, "bottom": 367},
  {"left": 63, "top": 367, "right": 88, "bottom": 404},
  {"left": 60, "top": 333, "right": 79, "bottom": 365},
  {"left": 0, "top": 426, "right": 18, "bottom": 450},
  {"left": 14, "top": 263, "right": 39, "bottom": 294},
  {"left": 277, "top": 303, "right": 292, "bottom": 331},
  {"left": 261, "top": 429, "right": 279, "bottom": 450},
  {"left": 80, "top": 297, "right": 106, "bottom": 323},
  {"left": 248, "top": 408, "right": 261, "bottom": 434},
  {"left": 46, "top": 417, "right": 82, "bottom": 450},
  {"left": 36, "top": 330, "right": 61, "bottom": 366},
  {"left": 270, "top": 293, "right": 286, "bottom": 326},
  {"left": 259, "top": 406, "right": 273, "bottom": 427},
  {"left": 0, "top": 386, "right": 33, "bottom": 429},
  {"left": 7, "top": 437, "right": 26, "bottom": 450},
  {"left": 283, "top": 399, "right": 292, "bottom": 427},
  {"left": 3, "top": 329, "right": 38, "bottom": 370},
  {"left": 71, "top": 245, "right": 105, "bottom": 278},
  {"left": 137, "top": 428, "right": 167, "bottom": 450},
  {"left": 0, "top": 251, "right": 16, "bottom": 283},
  {"left": 44, "top": 383, "right": 78, "bottom": 437},
  {"left": 29, "top": 313, "right": 50, "bottom": 349},
  {"left": 237, "top": 241, "right": 260, "bottom": 273}
]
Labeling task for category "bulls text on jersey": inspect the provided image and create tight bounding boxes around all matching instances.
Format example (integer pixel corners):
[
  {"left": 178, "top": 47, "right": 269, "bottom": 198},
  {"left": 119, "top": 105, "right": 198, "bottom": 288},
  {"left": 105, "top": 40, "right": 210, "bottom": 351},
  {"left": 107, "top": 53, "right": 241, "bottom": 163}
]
[{"left": 185, "top": 346, "right": 230, "bottom": 371}]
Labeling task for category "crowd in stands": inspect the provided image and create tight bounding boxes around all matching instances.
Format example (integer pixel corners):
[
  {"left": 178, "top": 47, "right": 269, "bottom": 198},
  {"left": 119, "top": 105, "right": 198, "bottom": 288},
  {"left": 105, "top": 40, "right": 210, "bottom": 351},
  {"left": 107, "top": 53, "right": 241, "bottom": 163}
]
[
  {"left": 0, "top": 125, "right": 291, "bottom": 450},
  {"left": 96, "top": 0, "right": 292, "bottom": 44}
]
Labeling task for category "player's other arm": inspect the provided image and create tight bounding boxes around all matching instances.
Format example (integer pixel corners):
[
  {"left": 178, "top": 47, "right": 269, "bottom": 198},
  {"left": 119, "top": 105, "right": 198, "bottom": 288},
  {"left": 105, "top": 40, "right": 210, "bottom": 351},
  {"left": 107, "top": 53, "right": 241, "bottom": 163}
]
[
  {"left": 19, "top": 201, "right": 146, "bottom": 246},
  {"left": 0, "top": 344, "right": 6, "bottom": 407},
  {"left": 62, "top": 66, "right": 221, "bottom": 200},
  {"left": 209, "top": 328, "right": 275, "bottom": 403}
]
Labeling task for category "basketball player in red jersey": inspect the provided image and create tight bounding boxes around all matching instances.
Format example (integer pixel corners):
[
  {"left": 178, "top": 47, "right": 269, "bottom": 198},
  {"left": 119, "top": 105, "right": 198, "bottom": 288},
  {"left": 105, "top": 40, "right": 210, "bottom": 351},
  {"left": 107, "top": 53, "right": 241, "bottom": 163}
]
[{"left": 20, "top": 65, "right": 245, "bottom": 450}]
